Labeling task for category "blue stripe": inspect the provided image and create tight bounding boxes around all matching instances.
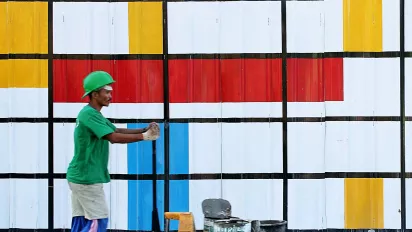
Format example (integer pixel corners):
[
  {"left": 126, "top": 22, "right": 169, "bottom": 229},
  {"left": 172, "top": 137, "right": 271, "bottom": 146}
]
[
  {"left": 168, "top": 123, "right": 189, "bottom": 230},
  {"left": 127, "top": 123, "right": 189, "bottom": 231}
]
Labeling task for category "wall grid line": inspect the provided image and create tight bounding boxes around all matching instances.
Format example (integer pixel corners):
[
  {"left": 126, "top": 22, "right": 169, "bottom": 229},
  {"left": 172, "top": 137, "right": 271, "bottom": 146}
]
[
  {"left": 400, "top": 0, "right": 406, "bottom": 230},
  {"left": 281, "top": 0, "right": 288, "bottom": 223},
  {"left": 47, "top": 0, "right": 54, "bottom": 229}
]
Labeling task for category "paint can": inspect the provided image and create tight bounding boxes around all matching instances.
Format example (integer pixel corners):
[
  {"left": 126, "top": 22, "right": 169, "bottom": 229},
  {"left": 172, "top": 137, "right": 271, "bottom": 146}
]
[
  {"left": 204, "top": 217, "right": 251, "bottom": 232},
  {"left": 251, "top": 220, "right": 287, "bottom": 232}
]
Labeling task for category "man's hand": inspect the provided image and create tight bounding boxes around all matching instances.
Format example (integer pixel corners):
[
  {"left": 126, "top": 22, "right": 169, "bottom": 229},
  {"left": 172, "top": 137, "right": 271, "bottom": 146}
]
[
  {"left": 144, "top": 122, "right": 158, "bottom": 132},
  {"left": 142, "top": 123, "right": 160, "bottom": 140}
]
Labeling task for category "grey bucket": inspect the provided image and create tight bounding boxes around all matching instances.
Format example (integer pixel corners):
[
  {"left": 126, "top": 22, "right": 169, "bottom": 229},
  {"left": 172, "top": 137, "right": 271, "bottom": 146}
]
[{"left": 251, "top": 220, "right": 287, "bottom": 232}]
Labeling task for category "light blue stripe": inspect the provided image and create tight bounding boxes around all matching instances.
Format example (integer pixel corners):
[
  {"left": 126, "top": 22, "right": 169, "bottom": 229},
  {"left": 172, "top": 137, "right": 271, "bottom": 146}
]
[
  {"left": 127, "top": 123, "right": 164, "bottom": 175},
  {"left": 127, "top": 123, "right": 189, "bottom": 231},
  {"left": 168, "top": 123, "right": 189, "bottom": 230},
  {"left": 170, "top": 123, "right": 189, "bottom": 175}
]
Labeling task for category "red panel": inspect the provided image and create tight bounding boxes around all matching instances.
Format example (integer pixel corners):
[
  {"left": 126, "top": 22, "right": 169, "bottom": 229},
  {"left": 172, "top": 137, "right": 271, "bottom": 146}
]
[
  {"left": 323, "top": 58, "right": 344, "bottom": 101},
  {"left": 53, "top": 60, "right": 163, "bottom": 103},
  {"left": 168, "top": 59, "right": 221, "bottom": 103},
  {"left": 169, "top": 59, "right": 282, "bottom": 103},
  {"left": 287, "top": 58, "right": 344, "bottom": 102}
]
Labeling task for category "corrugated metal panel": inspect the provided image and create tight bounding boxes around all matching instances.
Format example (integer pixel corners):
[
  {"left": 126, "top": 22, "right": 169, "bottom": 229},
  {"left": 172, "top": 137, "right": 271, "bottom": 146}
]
[{"left": 1, "top": 0, "right": 411, "bottom": 231}]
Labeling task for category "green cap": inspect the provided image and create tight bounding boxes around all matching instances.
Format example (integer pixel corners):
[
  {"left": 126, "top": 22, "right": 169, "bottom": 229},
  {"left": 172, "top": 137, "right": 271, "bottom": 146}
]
[{"left": 82, "top": 71, "right": 115, "bottom": 98}]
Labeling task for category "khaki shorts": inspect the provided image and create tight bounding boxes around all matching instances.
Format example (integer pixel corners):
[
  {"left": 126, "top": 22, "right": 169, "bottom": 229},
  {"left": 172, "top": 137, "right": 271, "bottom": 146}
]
[{"left": 68, "top": 181, "right": 109, "bottom": 220}]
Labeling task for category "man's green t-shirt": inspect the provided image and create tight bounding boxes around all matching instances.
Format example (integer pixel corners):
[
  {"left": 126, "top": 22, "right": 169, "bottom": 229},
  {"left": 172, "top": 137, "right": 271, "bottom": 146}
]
[{"left": 66, "top": 105, "right": 116, "bottom": 185}]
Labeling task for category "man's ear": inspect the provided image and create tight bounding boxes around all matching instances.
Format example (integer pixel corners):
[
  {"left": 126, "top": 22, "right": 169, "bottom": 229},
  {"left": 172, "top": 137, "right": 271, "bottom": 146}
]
[{"left": 91, "top": 91, "right": 98, "bottom": 99}]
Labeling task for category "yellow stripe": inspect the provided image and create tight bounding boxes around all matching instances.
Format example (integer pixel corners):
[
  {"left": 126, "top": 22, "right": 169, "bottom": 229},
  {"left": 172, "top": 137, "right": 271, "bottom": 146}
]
[
  {"left": 128, "top": 2, "right": 163, "bottom": 54},
  {"left": 0, "top": 2, "right": 48, "bottom": 54},
  {"left": 344, "top": 178, "right": 384, "bottom": 229},
  {"left": 0, "top": 3, "right": 7, "bottom": 53},
  {"left": 343, "top": 0, "right": 382, "bottom": 52},
  {"left": 0, "top": 59, "right": 48, "bottom": 88}
]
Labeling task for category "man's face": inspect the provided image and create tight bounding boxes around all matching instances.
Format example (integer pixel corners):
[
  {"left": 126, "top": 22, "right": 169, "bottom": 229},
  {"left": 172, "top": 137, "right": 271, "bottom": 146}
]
[{"left": 93, "top": 86, "right": 113, "bottom": 107}]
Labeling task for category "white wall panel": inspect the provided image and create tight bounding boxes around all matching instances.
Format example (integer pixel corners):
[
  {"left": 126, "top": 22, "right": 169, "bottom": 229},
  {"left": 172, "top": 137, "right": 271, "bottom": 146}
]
[
  {"left": 286, "top": 1, "right": 325, "bottom": 53},
  {"left": 325, "top": 179, "right": 344, "bottom": 229},
  {"left": 53, "top": 2, "right": 129, "bottom": 54},
  {"left": 167, "top": 1, "right": 281, "bottom": 54},
  {"left": 0, "top": 180, "right": 10, "bottom": 229},
  {"left": 171, "top": 103, "right": 283, "bottom": 119},
  {"left": 54, "top": 179, "right": 71, "bottom": 229},
  {"left": 288, "top": 179, "right": 326, "bottom": 229},
  {"left": 404, "top": 122, "right": 412, "bottom": 172},
  {"left": 189, "top": 180, "right": 222, "bottom": 230},
  {"left": 222, "top": 180, "right": 283, "bottom": 221},
  {"left": 54, "top": 103, "right": 163, "bottom": 119},
  {"left": 404, "top": 58, "right": 412, "bottom": 116},
  {"left": 0, "top": 124, "right": 10, "bottom": 173},
  {"left": 8, "top": 179, "right": 48, "bottom": 229},
  {"left": 221, "top": 123, "right": 282, "bottom": 173},
  {"left": 325, "top": 121, "right": 400, "bottom": 172},
  {"left": 384, "top": 178, "right": 401, "bottom": 229},
  {"left": 54, "top": 123, "right": 75, "bottom": 174},
  {"left": 288, "top": 122, "right": 325, "bottom": 173},
  {"left": 0, "top": 123, "right": 48, "bottom": 174},
  {"left": 0, "top": 88, "right": 48, "bottom": 118},
  {"left": 324, "top": 0, "right": 343, "bottom": 52},
  {"left": 189, "top": 123, "right": 222, "bottom": 174},
  {"left": 405, "top": 0, "right": 412, "bottom": 51},
  {"left": 405, "top": 178, "right": 412, "bottom": 229},
  {"left": 383, "top": 0, "right": 400, "bottom": 51}
]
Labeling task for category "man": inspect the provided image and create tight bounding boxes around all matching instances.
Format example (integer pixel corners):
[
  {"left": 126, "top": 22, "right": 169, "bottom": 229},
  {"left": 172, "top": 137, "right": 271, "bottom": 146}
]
[{"left": 66, "top": 70, "right": 160, "bottom": 232}]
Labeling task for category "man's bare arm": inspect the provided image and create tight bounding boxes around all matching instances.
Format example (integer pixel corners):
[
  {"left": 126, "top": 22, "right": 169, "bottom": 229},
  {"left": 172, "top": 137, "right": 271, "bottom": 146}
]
[
  {"left": 104, "top": 132, "right": 144, "bottom": 144},
  {"left": 115, "top": 128, "right": 147, "bottom": 134},
  {"left": 115, "top": 122, "right": 157, "bottom": 134}
]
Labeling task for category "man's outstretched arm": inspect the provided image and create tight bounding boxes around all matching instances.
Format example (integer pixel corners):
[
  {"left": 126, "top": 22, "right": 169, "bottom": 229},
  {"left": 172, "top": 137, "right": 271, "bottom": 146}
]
[
  {"left": 115, "top": 122, "right": 157, "bottom": 134},
  {"left": 115, "top": 128, "right": 147, "bottom": 134},
  {"left": 104, "top": 132, "right": 145, "bottom": 144},
  {"left": 105, "top": 122, "right": 160, "bottom": 144}
]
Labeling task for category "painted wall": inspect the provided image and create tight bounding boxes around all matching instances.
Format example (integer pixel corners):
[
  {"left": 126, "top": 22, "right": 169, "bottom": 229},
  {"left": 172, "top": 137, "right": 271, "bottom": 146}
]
[{"left": 1, "top": 0, "right": 412, "bottom": 231}]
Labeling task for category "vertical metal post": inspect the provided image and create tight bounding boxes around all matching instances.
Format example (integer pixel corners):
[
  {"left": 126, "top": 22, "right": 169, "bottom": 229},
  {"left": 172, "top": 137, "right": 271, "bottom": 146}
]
[
  {"left": 162, "top": 0, "right": 170, "bottom": 226},
  {"left": 281, "top": 0, "right": 288, "bottom": 223},
  {"left": 400, "top": 0, "right": 406, "bottom": 230},
  {"left": 47, "top": 0, "right": 54, "bottom": 229}
]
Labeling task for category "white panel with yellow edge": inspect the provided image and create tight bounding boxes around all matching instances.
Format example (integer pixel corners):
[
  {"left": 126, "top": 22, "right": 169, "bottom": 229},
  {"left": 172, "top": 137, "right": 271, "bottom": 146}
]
[
  {"left": 286, "top": 0, "right": 399, "bottom": 53},
  {"left": 53, "top": 2, "right": 128, "bottom": 54},
  {"left": 53, "top": 2, "right": 163, "bottom": 54},
  {"left": 287, "top": 178, "right": 400, "bottom": 229},
  {"left": 0, "top": 59, "right": 48, "bottom": 118},
  {"left": 286, "top": 1, "right": 326, "bottom": 53}
]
